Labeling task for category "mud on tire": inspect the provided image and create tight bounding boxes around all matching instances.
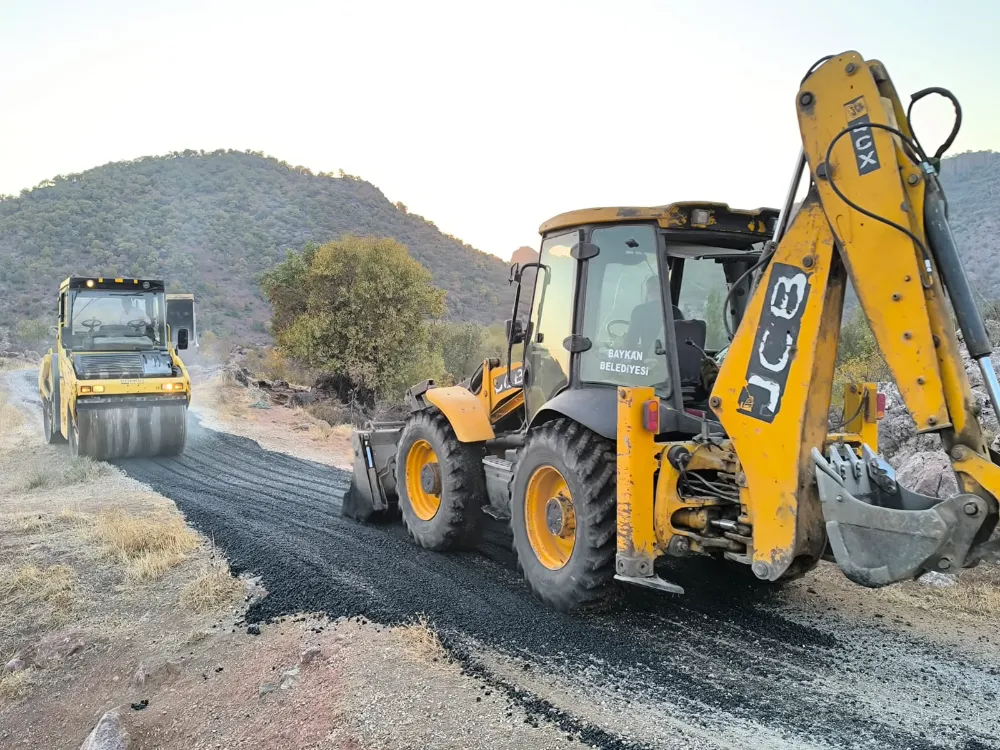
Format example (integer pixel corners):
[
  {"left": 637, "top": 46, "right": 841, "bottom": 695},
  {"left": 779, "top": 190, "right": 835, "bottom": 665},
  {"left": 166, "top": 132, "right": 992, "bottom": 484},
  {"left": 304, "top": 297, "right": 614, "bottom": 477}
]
[
  {"left": 511, "top": 418, "right": 618, "bottom": 613},
  {"left": 396, "top": 408, "right": 485, "bottom": 551}
]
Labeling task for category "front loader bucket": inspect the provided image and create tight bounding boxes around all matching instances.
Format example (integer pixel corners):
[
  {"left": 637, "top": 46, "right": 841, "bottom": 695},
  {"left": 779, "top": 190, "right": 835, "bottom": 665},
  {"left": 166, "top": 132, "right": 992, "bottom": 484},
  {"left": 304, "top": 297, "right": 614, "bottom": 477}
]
[
  {"left": 76, "top": 396, "right": 188, "bottom": 460},
  {"left": 812, "top": 445, "right": 988, "bottom": 587},
  {"left": 343, "top": 422, "right": 404, "bottom": 522}
]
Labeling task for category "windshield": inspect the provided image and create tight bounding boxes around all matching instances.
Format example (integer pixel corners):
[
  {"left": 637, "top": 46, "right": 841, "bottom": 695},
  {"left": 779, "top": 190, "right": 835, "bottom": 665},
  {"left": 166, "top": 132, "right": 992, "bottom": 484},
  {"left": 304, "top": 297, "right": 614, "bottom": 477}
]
[
  {"left": 670, "top": 244, "right": 758, "bottom": 351},
  {"left": 67, "top": 290, "right": 168, "bottom": 351},
  {"left": 673, "top": 258, "right": 730, "bottom": 351},
  {"left": 579, "top": 224, "right": 671, "bottom": 396}
]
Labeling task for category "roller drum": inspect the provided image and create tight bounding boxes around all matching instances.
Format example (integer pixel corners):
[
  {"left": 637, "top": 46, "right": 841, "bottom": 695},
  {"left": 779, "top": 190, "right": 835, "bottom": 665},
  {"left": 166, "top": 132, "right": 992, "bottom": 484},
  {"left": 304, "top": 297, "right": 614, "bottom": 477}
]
[{"left": 75, "top": 402, "right": 187, "bottom": 460}]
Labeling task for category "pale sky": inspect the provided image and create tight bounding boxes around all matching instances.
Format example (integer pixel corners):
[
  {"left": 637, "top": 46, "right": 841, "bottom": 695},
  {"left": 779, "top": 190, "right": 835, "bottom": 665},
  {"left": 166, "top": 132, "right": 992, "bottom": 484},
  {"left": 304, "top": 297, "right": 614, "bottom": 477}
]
[{"left": 2, "top": 0, "right": 998, "bottom": 259}]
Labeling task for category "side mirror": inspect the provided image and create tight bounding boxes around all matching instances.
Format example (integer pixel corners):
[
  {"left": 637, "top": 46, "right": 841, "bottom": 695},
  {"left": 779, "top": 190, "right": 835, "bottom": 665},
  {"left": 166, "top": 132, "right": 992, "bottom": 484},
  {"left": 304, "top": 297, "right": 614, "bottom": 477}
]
[
  {"left": 505, "top": 318, "right": 525, "bottom": 345},
  {"left": 177, "top": 328, "right": 189, "bottom": 351},
  {"left": 508, "top": 262, "right": 520, "bottom": 284}
]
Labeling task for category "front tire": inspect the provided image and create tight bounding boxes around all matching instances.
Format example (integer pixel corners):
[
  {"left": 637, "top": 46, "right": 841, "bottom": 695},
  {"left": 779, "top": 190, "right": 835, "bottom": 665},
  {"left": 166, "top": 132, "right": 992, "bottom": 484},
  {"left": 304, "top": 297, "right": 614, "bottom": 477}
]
[
  {"left": 396, "top": 408, "right": 485, "bottom": 551},
  {"left": 511, "top": 418, "right": 618, "bottom": 612}
]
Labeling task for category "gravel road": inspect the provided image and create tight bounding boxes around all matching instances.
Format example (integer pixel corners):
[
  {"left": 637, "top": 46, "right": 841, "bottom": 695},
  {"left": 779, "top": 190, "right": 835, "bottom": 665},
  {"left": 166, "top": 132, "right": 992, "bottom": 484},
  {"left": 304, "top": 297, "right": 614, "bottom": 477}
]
[{"left": 10, "top": 371, "right": 1000, "bottom": 749}]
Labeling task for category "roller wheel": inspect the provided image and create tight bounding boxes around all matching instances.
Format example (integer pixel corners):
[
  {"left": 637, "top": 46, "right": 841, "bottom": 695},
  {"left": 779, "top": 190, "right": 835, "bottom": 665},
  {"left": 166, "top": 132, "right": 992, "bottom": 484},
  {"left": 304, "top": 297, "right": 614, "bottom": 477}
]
[
  {"left": 396, "top": 408, "right": 485, "bottom": 551},
  {"left": 511, "top": 418, "right": 618, "bottom": 612},
  {"left": 42, "top": 397, "right": 65, "bottom": 444},
  {"left": 157, "top": 409, "right": 188, "bottom": 457}
]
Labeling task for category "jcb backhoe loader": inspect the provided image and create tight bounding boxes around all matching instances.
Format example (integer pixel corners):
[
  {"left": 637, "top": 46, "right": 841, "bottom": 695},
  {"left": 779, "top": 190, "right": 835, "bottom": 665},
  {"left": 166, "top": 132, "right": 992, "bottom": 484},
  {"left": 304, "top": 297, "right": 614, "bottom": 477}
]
[
  {"left": 39, "top": 277, "right": 192, "bottom": 460},
  {"left": 347, "top": 50, "right": 1000, "bottom": 611}
]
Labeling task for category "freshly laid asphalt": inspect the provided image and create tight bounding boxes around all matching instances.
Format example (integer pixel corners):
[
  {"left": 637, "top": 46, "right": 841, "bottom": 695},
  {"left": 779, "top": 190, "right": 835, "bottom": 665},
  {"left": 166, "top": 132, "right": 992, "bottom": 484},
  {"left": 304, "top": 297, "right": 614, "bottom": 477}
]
[{"left": 99, "top": 407, "right": 1000, "bottom": 750}]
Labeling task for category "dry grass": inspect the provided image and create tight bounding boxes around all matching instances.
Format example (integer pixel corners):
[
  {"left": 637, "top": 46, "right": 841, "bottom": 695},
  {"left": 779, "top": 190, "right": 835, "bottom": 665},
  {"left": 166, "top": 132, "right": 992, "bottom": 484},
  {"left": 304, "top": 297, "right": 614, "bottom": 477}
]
[
  {"left": 0, "top": 668, "right": 36, "bottom": 699},
  {"left": 0, "top": 398, "right": 24, "bottom": 432},
  {"left": 241, "top": 347, "right": 317, "bottom": 387},
  {"left": 6, "top": 509, "right": 85, "bottom": 534},
  {"left": 179, "top": 563, "right": 244, "bottom": 613},
  {"left": 0, "top": 564, "right": 75, "bottom": 610},
  {"left": 394, "top": 615, "right": 450, "bottom": 665},
  {"left": 0, "top": 358, "right": 31, "bottom": 374},
  {"left": 879, "top": 577, "right": 1000, "bottom": 617},
  {"left": 12, "top": 456, "right": 112, "bottom": 494},
  {"left": 90, "top": 509, "right": 200, "bottom": 580}
]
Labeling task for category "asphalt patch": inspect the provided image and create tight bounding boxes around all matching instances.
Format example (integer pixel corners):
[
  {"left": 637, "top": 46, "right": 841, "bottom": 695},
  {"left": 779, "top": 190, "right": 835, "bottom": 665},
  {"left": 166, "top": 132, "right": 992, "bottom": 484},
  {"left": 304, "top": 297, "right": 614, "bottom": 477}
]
[{"left": 109, "top": 415, "right": 1000, "bottom": 750}]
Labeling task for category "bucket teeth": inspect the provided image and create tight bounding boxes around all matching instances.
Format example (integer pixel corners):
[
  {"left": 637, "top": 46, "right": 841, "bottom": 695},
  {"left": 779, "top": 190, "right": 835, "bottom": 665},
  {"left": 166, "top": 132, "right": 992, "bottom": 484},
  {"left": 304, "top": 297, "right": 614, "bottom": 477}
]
[{"left": 812, "top": 446, "right": 987, "bottom": 587}]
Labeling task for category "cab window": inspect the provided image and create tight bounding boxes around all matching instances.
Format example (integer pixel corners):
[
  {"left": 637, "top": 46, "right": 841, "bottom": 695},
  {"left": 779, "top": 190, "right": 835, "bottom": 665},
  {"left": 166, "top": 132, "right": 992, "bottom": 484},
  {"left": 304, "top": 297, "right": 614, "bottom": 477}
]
[
  {"left": 523, "top": 231, "right": 576, "bottom": 418},
  {"left": 579, "top": 224, "right": 670, "bottom": 394}
]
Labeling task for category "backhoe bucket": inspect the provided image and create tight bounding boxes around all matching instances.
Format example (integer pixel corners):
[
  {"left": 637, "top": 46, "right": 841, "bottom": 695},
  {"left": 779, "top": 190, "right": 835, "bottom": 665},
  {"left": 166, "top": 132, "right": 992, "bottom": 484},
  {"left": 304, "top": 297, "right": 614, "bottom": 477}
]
[
  {"left": 343, "top": 422, "right": 404, "bottom": 522},
  {"left": 812, "top": 445, "right": 989, "bottom": 587}
]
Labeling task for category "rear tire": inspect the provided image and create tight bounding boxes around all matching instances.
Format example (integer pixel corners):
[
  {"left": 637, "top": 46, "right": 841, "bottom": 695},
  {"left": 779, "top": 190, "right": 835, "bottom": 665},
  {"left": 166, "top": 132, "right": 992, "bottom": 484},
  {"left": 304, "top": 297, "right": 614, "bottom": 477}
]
[
  {"left": 510, "top": 418, "right": 618, "bottom": 612},
  {"left": 42, "top": 397, "right": 65, "bottom": 444},
  {"left": 396, "top": 408, "right": 485, "bottom": 551},
  {"left": 68, "top": 408, "right": 81, "bottom": 459}
]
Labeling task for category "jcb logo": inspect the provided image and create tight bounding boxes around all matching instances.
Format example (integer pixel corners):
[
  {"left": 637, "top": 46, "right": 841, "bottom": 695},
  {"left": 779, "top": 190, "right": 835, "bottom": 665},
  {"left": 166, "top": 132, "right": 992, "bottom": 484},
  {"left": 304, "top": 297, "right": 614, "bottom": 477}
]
[
  {"left": 737, "top": 264, "right": 810, "bottom": 423},
  {"left": 494, "top": 366, "right": 523, "bottom": 394},
  {"left": 844, "top": 96, "right": 881, "bottom": 176}
]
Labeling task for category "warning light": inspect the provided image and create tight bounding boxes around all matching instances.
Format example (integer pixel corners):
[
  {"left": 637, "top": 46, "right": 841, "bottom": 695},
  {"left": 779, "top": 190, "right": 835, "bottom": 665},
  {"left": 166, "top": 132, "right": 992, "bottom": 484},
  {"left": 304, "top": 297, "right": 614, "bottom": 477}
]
[
  {"left": 691, "top": 208, "right": 711, "bottom": 226},
  {"left": 876, "top": 392, "right": 886, "bottom": 419},
  {"left": 642, "top": 399, "right": 660, "bottom": 433}
]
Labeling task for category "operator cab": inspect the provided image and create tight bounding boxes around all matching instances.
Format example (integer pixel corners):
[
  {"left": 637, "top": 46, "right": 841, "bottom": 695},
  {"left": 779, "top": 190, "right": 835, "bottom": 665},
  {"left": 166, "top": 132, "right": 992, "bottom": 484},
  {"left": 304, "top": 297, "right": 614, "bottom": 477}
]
[
  {"left": 508, "top": 202, "right": 778, "bottom": 440},
  {"left": 58, "top": 277, "right": 176, "bottom": 353}
]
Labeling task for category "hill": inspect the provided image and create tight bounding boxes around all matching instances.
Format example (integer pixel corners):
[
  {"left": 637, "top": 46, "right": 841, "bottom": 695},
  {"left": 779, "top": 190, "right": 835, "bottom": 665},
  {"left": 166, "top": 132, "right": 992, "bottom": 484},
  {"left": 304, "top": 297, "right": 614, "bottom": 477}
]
[
  {"left": 0, "top": 150, "right": 513, "bottom": 339},
  {"left": 937, "top": 151, "right": 1000, "bottom": 302},
  {"left": 1, "top": 149, "right": 996, "bottom": 343}
]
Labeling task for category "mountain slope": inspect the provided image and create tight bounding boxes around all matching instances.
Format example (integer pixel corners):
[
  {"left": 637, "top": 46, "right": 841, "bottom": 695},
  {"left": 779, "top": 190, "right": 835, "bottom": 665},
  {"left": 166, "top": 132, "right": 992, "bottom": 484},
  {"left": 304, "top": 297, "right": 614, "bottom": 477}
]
[
  {"left": 937, "top": 151, "right": 1000, "bottom": 300},
  {"left": 1, "top": 149, "right": 996, "bottom": 341},
  {"left": 0, "top": 150, "right": 513, "bottom": 338}
]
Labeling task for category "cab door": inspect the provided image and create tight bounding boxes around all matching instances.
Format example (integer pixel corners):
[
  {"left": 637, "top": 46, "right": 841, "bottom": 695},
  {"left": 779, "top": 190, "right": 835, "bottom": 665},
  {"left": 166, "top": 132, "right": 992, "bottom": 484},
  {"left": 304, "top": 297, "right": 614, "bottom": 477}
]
[{"left": 522, "top": 231, "right": 579, "bottom": 420}]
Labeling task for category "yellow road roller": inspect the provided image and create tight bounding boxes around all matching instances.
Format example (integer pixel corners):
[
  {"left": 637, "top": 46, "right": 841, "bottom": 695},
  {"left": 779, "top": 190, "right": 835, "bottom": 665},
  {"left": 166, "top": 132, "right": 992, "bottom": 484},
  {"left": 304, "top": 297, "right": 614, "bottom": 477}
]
[{"left": 38, "top": 277, "right": 192, "bottom": 460}]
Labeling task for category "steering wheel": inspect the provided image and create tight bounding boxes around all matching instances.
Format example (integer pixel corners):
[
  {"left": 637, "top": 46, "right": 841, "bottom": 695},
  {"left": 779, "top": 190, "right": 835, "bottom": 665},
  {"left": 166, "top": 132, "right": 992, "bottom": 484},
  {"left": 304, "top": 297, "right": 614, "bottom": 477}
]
[
  {"left": 126, "top": 319, "right": 148, "bottom": 332},
  {"left": 606, "top": 319, "right": 630, "bottom": 339},
  {"left": 80, "top": 318, "right": 103, "bottom": 333}
]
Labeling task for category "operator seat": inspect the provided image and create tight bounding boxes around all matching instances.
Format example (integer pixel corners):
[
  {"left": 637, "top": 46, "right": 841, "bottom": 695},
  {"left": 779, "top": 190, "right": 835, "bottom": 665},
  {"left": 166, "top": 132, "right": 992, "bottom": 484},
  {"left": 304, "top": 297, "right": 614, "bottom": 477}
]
[{"left": 675, "top": 319, "right": 708, "bottom": 391}]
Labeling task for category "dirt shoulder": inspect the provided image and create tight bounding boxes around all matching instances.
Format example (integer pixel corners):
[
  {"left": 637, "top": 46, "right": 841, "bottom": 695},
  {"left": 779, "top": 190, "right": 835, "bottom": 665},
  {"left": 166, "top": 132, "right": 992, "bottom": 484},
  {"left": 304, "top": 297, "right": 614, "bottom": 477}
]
[
  {"left": 188, "top": 367, "right": 353, "bottom": 469},
  {"left": 0, "top": 371, "right": 580, "bottom": 750}
]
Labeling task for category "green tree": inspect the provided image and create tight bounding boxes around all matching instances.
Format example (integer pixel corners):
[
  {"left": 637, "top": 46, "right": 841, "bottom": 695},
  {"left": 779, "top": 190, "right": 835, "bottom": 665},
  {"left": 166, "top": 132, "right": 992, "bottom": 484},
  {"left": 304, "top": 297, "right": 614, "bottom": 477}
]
[
  {"left": 703, "top": 288, "right": 726, "bottom": 349},
  {"left": 13, "top": 319, "right": 50, "bottom": 347},
  {"left": 262, "top": 235, "right": 445, "bottom": 399},
  {"left": 433, "top": 322, "right": 485, "bottom": 382}
]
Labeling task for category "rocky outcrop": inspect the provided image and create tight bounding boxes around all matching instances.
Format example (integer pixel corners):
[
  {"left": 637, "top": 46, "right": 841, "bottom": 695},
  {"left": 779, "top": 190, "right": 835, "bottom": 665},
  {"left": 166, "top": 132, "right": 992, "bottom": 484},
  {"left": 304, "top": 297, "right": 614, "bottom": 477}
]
[
  {"left": 879, "top": 330, "right": 999, "bottom": 467},
  {"left": 79, "top": 709, "right": 129, "bottom": 750},
  {"left": 894, "top": 451, "right": 960, "bottom": 499}
]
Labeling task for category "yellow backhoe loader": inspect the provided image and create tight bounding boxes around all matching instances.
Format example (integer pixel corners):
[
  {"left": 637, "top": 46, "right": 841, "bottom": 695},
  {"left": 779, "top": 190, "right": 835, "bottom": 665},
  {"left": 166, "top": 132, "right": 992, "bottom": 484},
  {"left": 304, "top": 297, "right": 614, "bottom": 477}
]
[
  {"left": 347, "top": 50, "right": 1000, "bottom": 611},
  {"left": 38, "top": 277, "right": 192, "bottom": 460}
]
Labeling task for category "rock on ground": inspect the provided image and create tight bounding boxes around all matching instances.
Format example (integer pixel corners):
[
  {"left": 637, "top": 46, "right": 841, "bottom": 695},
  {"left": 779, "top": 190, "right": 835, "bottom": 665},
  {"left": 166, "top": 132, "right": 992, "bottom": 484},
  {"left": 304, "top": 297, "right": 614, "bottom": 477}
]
[
  {"left": 79, "top": 709, "right": 128, "bottom": 750},
  {"left": 879, "top": 331, "right": 1000, "bottom": 467},
  {"left": 895, "top": 451, "right": 960, "bottom": 498}
]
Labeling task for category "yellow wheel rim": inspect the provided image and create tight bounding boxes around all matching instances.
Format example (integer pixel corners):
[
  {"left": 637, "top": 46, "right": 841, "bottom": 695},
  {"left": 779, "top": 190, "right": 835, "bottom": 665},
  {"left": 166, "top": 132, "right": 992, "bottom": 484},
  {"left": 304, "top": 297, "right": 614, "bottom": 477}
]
[
  {"left": 405, "top": 439, "right": 441, "bottom": 521},
  {"left": 525, "top": 465, "right": 576, "bottom": 570}
]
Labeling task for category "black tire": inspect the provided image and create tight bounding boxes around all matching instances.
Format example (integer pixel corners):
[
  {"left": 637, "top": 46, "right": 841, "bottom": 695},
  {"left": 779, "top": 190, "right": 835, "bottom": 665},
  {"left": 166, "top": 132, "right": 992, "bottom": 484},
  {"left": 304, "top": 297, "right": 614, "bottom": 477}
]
[
  {"left": 510, "top": 418, "right": 618, "bottom": 613},
  {"left": 396, "top": 408, "right": 485, "bottom": 551},
  {"left": 68, "top": 408, "right": 80, "bottom": 459},
  {"left": 42, "top": 397, "right": 65, "bottom": 444}
]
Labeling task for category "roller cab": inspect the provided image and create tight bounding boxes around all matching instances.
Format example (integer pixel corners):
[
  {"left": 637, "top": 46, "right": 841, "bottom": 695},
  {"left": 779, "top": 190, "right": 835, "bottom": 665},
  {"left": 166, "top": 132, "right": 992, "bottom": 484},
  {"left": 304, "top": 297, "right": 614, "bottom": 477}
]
[{"left": 38, "top": 276, "right": 192, "bottom": 460}]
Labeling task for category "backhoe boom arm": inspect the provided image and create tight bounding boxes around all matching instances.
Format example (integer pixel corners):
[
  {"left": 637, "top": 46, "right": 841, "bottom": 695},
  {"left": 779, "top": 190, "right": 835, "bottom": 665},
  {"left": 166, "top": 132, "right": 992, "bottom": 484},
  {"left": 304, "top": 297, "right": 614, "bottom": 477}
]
[{"left": 712, "top": 51, "right": 1000, "bottom": 585}]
